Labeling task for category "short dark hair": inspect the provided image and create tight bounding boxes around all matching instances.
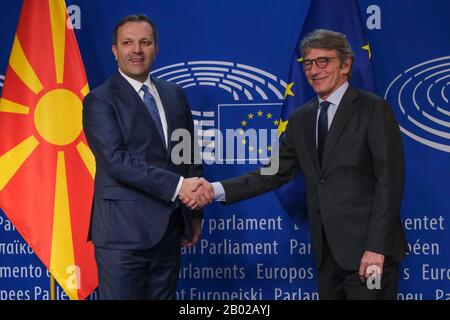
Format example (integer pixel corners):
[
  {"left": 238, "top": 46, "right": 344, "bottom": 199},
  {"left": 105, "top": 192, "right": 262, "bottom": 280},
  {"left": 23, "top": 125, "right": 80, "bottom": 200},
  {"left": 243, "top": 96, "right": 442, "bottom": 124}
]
[
  {"left": 300, "top": 29, "right": 354, "bottom": 78},
  {"left": 112, "top": 14, "right": 157, "bottom": 46}
]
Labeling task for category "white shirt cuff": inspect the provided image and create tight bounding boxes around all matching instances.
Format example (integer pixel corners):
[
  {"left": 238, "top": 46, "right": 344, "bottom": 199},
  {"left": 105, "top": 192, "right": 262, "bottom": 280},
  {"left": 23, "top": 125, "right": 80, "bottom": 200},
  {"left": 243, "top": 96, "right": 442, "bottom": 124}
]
[
  {"left": 171, "top": 176, "right": 184, "bottom": 202},
  {"left": 212, "top": 182, "right": 226, "bottom": 201}
]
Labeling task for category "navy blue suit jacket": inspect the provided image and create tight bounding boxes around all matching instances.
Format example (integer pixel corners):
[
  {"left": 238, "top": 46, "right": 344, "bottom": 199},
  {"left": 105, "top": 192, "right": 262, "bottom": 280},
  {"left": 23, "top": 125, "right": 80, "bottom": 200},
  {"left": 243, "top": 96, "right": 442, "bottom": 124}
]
[{"left": 83, "top": 72, "right": 202, "bottom": 250}]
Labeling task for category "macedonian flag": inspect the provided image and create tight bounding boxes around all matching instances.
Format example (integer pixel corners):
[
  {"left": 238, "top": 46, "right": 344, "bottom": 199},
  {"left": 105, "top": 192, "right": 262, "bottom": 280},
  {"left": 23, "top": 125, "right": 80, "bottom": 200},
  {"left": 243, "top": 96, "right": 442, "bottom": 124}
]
[{"left": 0, "top": 0, "right": 97, "bottom": 300}]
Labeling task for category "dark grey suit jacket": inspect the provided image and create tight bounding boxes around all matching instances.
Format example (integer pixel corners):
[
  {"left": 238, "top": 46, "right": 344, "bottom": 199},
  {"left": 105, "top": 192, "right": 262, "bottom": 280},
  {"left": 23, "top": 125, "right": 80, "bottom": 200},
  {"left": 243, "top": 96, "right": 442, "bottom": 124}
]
[
  {"left": 83, "top": 72, "right": 202, "bottom": 250},
  {"left": 221, "top": 86, "right": 408, "bottom": 270}
]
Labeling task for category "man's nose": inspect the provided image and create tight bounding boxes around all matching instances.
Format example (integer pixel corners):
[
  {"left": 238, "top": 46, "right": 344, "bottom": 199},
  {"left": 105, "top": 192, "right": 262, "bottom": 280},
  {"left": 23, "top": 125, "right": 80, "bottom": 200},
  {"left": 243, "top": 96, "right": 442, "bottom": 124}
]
[
  {"left": 131, "top": 42, "right": 143, "bottom": 53},
  {"left": 310, "top": 62, "right": 320, "bottom": 74}
]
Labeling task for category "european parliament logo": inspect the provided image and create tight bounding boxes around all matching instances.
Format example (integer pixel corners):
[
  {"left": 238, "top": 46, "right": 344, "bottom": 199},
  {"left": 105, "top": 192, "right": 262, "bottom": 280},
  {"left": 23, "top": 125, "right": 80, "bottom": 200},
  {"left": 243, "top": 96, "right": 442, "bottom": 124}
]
[
  {"left": 385, "top": 56, "right": 450, "bottom": 153},
  {"left": 152, "top": 61, "right": 287, "bottom": 165}
]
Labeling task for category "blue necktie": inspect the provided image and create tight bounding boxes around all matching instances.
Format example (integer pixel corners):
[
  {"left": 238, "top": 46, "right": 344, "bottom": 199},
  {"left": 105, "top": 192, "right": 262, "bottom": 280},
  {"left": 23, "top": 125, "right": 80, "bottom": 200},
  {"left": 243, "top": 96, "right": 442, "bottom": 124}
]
[
  {"left": 317, "top": 101, "right": 331, "bottom": 167},
  {"left": 140, "top": 85, "right": 166, "bottom": 148}
]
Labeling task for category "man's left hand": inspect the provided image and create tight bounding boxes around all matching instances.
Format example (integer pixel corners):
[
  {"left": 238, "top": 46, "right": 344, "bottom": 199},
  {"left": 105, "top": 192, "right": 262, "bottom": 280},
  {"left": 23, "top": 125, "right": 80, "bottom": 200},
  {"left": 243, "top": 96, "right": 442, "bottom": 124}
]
[{"left": 182, "top": 218, "right": 202, "bottom": 247}]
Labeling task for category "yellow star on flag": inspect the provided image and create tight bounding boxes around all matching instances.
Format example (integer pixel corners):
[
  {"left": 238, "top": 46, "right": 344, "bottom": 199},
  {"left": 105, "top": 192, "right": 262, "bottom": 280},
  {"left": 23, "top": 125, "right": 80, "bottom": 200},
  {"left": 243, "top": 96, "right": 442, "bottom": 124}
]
[
  {"left": 266, "top": 113, "right": 273, "bottom": 119},
  {"left": 241, "top": 139, "right": 247, "bottom": 145},
  {"left": 249, "top": 145, "right": 255, "bottom": 152},
  {"left": 267, "top": 146, "right": 272, "bottom": 152},
  {"left": 273, "top": 120, "right": 279, "bottom": 126},
  {"left": 362, "top": 44, "right": 371, "bottom": 59},
  {"left": 284, "top": 82, "right": 295, "bottom": 98},
  {"left": 257, "top": 110, "right": 263, "bottom": 117},
  {"left": 277, "top": 118, "right": 288, "bottom": 137},
  {"left": 248, "top": 113, "right": 254, "bottom": 119},
  {"left": 241, "top": 120, "right": 247, "bottom": 126}
]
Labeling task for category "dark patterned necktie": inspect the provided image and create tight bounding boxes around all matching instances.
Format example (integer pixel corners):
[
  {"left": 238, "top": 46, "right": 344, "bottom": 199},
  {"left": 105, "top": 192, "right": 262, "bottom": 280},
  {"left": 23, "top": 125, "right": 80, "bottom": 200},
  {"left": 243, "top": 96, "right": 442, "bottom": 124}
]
[
  {"left": 141, "top": 85, "right": 166, "bottom": 148},
  {"left": 317, "top": 101, "right": 331, "bottom": 166}
]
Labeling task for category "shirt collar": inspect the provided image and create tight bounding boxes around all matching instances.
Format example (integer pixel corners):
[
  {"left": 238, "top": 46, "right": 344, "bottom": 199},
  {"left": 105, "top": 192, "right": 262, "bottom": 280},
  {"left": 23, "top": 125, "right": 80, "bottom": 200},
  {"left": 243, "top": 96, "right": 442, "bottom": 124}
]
[
  {"left": 118, "top": 68, "right": 153, "bottom": 93},
  {"left": 318, "top": 81, "right": 349, "bottom": 107}
]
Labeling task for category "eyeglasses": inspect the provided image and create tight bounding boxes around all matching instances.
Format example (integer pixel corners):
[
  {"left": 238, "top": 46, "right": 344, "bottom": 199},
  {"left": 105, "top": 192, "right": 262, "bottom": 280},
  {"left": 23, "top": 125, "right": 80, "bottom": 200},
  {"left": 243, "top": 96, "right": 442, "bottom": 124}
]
[{"left": 302, "top": 56, "right": 339, "bottom": 71}]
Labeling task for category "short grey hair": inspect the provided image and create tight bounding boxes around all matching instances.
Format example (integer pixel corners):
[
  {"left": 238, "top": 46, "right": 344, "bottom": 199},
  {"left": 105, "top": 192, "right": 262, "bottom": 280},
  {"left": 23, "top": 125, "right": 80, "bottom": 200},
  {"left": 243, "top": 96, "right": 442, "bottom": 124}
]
[{"left": 300, "top": 29, "right": 354, "bottom": 78}]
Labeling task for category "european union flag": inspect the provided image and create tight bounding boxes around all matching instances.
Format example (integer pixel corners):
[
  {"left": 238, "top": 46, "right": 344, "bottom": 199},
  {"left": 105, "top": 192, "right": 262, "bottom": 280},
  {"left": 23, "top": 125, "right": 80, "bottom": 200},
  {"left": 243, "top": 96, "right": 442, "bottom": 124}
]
[
  {"left": 218, "top": 103, "right": 280, "bottom": 164},
  {"left": 276, "top": 0, "right": 376, "bottom": 225}
]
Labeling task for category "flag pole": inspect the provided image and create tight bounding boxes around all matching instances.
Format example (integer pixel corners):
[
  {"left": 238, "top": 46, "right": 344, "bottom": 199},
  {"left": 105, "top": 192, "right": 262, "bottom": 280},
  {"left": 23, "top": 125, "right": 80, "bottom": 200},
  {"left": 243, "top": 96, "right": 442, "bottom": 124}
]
[{"left": 50, "top": 273, "right": 56, "bottom": 300}]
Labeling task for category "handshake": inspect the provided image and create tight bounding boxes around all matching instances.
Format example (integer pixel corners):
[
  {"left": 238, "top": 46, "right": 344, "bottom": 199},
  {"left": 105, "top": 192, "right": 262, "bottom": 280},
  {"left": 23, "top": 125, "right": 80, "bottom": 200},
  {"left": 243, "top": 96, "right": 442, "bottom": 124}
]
[{"left": 178, "top": 177, "right": 214, "bottom": 210}]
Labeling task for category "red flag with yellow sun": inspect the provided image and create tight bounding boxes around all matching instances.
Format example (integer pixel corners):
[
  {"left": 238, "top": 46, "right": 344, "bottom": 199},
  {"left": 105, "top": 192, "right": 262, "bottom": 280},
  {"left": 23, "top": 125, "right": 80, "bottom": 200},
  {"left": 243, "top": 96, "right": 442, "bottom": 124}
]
[{"left": 0, "top": 0, "right": 97, "bottom": 299}]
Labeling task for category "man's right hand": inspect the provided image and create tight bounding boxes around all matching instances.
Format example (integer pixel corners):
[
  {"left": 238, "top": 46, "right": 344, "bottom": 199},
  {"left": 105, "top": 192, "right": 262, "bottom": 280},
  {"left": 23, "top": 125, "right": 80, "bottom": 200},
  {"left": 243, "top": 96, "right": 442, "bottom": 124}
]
[{"left": 179, "top": 177, "right": 214, "bottom": 210}]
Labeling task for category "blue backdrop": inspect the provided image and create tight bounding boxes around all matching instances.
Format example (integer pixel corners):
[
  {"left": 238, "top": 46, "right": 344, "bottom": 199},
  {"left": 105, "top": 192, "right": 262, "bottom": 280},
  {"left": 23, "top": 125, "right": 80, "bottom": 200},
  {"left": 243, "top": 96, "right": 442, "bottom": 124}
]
[{"left": 0, "top": 0, "right": 449, "bottom": 300}]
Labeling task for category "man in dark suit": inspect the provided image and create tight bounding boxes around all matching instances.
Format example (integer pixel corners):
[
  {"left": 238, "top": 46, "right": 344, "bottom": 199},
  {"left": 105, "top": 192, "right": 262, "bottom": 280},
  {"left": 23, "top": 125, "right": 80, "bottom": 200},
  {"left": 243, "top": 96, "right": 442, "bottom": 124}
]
[
  {"left": 83, "top": 14, "right": 208, "bottom": 299},
  {"left": 183, "top": 29, "right": 408, "bottom": 299}
]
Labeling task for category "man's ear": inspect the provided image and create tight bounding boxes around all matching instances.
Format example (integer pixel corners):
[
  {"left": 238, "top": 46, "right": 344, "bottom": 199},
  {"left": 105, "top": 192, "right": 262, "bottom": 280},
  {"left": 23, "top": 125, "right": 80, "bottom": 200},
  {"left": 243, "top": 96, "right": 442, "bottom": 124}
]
[
  {"left": 112, "top": 45, "right": 118, "bottom": 61},
  {"left": 341, "top": 57, "right": 352, "bottom": 74}
]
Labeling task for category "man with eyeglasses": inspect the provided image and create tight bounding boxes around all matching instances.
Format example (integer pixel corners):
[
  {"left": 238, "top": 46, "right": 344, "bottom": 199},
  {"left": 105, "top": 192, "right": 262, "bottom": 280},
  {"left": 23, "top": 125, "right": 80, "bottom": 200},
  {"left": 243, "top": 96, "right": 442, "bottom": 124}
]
[{"left": 183, "top": 29, "right": 408, "bottom": 300}]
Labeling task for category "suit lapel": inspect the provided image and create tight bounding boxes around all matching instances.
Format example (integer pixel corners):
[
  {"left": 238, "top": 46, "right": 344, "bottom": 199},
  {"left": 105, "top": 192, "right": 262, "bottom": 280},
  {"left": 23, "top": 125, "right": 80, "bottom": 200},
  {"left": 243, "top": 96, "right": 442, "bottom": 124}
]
[
  {"left": 321, "top": 87, "right": 358, "bottom": 171},
  {"left": 152, "top": 76, "right": 173, "bottom": 153},
  {"left": 303, "top": 100, "right": 321, "bottom": 175},
  {"left": 112, "top": 73, "right": 168, "bottom": 154},
  {"left": 112, "top": 72, "right": 154, "bottom": 125}
]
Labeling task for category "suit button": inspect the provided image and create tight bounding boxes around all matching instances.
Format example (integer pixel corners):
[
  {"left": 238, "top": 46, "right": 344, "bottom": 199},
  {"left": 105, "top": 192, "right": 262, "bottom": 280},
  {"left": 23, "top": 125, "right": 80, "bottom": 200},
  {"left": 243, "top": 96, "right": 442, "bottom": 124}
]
[{"left": 319, "top": 179, "right": 325, "bottom": 185}]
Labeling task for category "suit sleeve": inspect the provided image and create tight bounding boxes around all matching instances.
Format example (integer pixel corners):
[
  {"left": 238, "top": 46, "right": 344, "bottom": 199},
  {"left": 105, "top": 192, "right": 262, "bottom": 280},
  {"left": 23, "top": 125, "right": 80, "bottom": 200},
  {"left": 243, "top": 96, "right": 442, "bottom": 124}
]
[
  {"left": 221, "top": 114, "right": 302, "bottom": 204},
  {"left": 82, "top": 92, "right": 180, "bottom": 203},
  {"left": 365, "top": 99, "right": 405, "bottom": 255}
]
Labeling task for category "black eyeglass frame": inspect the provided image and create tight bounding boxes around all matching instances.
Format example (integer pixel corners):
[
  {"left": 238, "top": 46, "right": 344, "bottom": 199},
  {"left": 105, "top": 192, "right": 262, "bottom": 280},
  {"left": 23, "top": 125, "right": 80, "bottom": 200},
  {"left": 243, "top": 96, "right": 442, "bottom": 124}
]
[{"left": 302, "top": 56, "right": 339, "bottom": 71}]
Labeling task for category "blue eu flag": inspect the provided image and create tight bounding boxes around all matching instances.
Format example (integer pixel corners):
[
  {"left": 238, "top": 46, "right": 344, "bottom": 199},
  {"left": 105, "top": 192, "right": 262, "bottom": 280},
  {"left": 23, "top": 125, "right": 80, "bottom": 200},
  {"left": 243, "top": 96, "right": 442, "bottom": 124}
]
[{"left": 276, "top": 0, "right": 376, "bottom": 225}]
